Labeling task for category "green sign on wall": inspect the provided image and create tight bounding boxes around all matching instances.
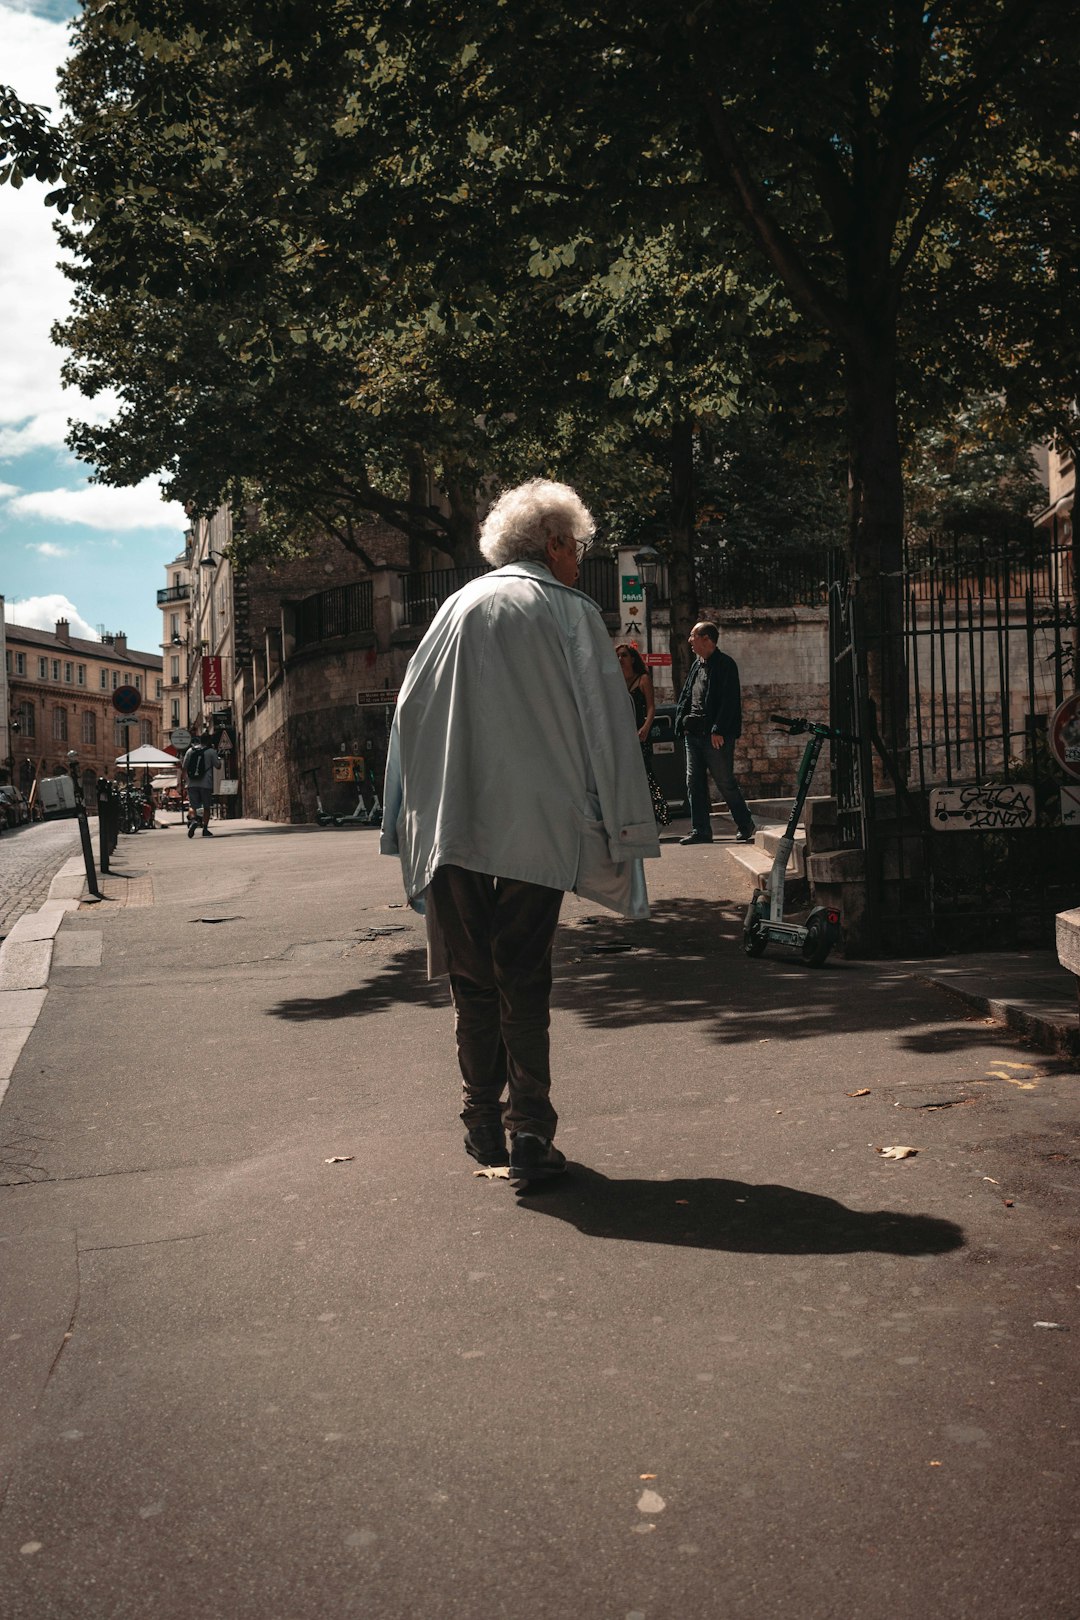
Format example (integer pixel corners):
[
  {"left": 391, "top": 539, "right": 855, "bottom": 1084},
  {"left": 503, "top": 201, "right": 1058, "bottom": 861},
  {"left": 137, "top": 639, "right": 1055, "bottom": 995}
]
[{"left": 621, "top": 573, "right": 643, "bottom": 603}]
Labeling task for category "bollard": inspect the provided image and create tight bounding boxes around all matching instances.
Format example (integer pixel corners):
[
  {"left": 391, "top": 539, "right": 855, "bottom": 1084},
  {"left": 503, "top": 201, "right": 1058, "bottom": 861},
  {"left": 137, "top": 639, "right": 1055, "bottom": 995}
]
[
  {"left": 76, "top": 801, "right": 102, "bottom": 899},
  {"left": 97, "top": 778, "right": 111, "bottom": 873}
]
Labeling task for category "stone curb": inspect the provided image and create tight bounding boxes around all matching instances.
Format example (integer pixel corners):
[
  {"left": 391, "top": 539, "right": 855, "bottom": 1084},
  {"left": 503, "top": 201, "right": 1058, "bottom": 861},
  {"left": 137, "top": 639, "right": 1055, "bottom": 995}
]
[
  {"left": 0, "top": 867, "right": 87, "bottom": 1106},
  {"left": 916, "top": 972, "right": 1080, "bottom": 1060}
]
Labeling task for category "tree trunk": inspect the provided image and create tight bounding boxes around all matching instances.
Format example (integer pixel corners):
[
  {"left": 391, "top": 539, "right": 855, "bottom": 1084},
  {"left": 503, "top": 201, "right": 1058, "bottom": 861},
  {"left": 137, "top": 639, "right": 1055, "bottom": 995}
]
[
  {"left": 443, "top": 472, "right": 481, "bottom": 569},
  {"left": 668, "top": 414, "right": 699, "bottom": 694},
  {"left": 846, "top": 344, "right": 908, "bottom": 783}
]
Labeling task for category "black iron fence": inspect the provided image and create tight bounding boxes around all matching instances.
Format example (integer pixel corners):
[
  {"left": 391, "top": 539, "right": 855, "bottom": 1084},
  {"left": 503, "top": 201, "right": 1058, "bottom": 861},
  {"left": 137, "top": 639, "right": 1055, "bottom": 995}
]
[
  {"left": 697, "top": 549, "right": 831, "bottom": 610},
  {"left": 827, "top": 527, "right": 1078, "bottom": 952},
  {"left": 401, "top": 556, "right": 619, "bottom": 624},
  {"left": 294, "top": 581, "right": 374, "bottom": 650}
]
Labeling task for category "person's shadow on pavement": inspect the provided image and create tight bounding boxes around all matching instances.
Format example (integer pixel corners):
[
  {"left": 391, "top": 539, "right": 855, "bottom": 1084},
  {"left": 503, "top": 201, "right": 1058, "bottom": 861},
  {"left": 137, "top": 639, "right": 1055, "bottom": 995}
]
[{"left": 513, "top": 1168, "right": 963, "bottom": 1256}]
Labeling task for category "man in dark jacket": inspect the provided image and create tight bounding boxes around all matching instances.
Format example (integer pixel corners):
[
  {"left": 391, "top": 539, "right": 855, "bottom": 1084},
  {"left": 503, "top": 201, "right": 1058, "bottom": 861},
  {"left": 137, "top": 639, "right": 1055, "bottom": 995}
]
[{"left": 673, "top": 622, "right": 756, "bottom": 845}]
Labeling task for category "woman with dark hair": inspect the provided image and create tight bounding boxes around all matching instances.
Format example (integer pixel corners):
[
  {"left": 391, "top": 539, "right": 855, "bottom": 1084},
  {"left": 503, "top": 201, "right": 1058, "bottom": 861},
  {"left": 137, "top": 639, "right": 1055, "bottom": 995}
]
[{"left": 616, "top": 642, "right": 669, "bottom": 827}]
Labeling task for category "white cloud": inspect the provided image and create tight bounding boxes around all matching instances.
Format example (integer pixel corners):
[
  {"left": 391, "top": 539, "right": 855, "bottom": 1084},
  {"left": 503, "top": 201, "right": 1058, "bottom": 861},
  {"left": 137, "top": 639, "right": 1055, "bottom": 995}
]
[
  {"left": 27, "top": 540, "right": 70, "bottom": 556},
  {"left": 7, "top": 593, "right": 100, "bottom": 642},
  {"left": 0, "top": 481, "right": 21, "bottom": 498},
  {"left": 9, "top": 477, "right": 187, "bottom": 532}
]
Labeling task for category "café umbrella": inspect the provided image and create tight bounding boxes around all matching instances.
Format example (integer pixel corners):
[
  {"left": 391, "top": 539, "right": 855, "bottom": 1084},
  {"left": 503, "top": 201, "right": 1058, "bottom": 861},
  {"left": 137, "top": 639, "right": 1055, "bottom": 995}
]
[{"left": 114, "top": 743, "right": 183, "bottom": 801}]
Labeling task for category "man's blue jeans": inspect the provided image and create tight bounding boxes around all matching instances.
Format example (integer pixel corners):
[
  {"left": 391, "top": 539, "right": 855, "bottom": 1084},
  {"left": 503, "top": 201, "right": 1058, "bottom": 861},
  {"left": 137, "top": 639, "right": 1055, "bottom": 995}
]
[{"left": 685, "top": 733, "right": 754, "bottom": 839}]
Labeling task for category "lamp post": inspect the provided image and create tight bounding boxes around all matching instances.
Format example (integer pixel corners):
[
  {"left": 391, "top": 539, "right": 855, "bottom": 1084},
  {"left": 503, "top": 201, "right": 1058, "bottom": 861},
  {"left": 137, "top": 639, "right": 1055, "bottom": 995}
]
[{"left": 633, "top": 545, "right": 662, "bottom": 660}]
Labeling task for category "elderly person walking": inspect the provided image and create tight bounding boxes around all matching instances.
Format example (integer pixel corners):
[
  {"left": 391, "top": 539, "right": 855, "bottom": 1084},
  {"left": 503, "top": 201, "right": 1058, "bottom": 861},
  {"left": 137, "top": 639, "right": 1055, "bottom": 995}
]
[{"left": 381, "top": 479, "right": 660, "bottom": 1185}]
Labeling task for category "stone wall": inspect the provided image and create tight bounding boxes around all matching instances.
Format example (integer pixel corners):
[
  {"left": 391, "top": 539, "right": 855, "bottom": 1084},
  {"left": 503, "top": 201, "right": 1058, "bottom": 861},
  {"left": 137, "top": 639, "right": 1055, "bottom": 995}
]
[{"left": 709, "top": 607, "right": 831, "bottom": 798}]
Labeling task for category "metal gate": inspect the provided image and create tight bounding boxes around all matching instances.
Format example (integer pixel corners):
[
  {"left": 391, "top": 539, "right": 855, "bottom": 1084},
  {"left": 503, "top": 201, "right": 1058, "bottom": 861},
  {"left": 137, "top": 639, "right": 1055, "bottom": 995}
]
[{"left": 828, "top": 526, "right": 1079, "bottom": 952}]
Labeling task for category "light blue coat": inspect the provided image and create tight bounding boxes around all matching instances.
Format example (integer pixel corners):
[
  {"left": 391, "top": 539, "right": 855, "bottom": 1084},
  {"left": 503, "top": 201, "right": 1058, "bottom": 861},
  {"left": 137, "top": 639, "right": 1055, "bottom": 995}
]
[{"left": 380, "top": 560, "right": 660, "bottom": 918}]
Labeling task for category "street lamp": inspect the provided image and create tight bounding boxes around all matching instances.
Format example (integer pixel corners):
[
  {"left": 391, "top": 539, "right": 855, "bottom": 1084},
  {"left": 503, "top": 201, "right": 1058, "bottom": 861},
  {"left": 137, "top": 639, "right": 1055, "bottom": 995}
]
[{"left": 633, "top": 545, "right": 662, "bottom": 658}]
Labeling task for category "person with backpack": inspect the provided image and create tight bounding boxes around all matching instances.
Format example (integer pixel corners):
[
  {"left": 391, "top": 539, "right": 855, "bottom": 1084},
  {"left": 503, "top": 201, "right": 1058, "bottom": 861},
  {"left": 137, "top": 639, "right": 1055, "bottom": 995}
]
[{"left": 183, "top": 733, "right": 221, "bottom": 838}]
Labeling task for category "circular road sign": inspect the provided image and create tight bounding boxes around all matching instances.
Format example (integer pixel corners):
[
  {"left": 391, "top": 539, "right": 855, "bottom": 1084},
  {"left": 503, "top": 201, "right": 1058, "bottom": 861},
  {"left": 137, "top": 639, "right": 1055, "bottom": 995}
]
[
  {"left": 171, "top": 727, "right": 192, "bottom": 750},
  {"left": 1049, "top": 692, "right": 1080, "bottom": 780},
  {"left": 111, "top": 684, "right": 142, "bottom": 716}
]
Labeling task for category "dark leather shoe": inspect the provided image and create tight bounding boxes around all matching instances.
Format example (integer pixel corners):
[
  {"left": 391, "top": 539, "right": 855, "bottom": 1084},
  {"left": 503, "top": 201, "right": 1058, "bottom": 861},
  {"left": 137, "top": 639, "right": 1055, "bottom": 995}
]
[
  {"left": 187, "top": 819, "right": 197, "bottom": 838},
  {"left": 679, "top": 832, "right": 713, "bottom": 845},
  {"left": 508, "top": 1133, "right": 567, "bottom": 1184},
  {"left": 464, "top": 1124, "right": 509, "bottom": 1168},
  {"left": 202, "top": 828, "right": 214, "bottom": 837}
]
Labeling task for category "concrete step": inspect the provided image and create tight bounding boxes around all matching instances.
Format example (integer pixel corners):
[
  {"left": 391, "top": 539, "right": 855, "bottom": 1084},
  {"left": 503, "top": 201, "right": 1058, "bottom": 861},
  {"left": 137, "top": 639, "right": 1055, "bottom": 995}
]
[{"left": 708, "top": 820, "right": 808, "bottom": 904}]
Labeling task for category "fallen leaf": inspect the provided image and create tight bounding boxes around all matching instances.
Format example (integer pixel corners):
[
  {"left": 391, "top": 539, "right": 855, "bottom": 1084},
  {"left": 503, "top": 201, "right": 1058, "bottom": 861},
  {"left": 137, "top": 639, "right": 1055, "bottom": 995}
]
[
  {"left": 929, "top": 1460, "right": 942, "bottom": 1467},
  {"left": 637, "top": 1489, "right": 666, "bottom": 1514},
  {"left": 324, "top": 1156, "right": 354, "bottom": 1164},
  {"left": 675, "top": 1199, "right": 689, "bottom": 1206},
  {"left": 1002, "top": 1198, "right": 1014, "bottom": 1207},
  {"left": 877, "top": 1145, "right": 917, "bottom": 1160},
  {"left": 846, "top": 1089, "right": 871, "bottom": 1097},
  {"left": 1033, "top": 1321, "right": 1069, "bottom": 1331},
  {"left": 639, "top": 1474, "right": 657, "bottom": 1480},
  {"left": 472, "top": 1166, "right": 510, "bottom": 1180}
]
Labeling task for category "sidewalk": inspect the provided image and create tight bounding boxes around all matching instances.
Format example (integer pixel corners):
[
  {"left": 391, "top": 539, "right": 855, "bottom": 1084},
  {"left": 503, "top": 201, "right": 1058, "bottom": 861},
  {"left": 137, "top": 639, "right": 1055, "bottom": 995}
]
[{"left": 1, "top": 820, "right": 1079, "bottom": 1620}]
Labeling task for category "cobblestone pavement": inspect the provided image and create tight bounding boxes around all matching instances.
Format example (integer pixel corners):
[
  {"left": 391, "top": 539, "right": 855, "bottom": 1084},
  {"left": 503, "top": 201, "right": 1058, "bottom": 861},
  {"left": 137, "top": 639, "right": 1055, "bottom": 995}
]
[{"left": 0, "top": 818, "right": 82, "bottom": 940}]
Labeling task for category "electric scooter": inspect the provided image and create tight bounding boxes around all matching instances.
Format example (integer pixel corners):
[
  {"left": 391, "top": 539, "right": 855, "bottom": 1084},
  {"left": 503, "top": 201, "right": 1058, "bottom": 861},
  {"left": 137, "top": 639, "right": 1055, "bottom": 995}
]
[
  {"left": 304, "top": 767, "right": 382, "bottom": 828},
  {"left": 331, "top": 762, "right": 382, "bottom": 827},
  {"left": 742, "top": 714, "right": 855, "bottom": 967}
]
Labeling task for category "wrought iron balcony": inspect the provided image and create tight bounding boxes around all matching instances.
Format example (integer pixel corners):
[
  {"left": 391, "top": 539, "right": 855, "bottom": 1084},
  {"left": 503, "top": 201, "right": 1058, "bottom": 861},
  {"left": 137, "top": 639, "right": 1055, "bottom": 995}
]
[{"left": 157, "top": 584, "right": 190, "bottom": 605}]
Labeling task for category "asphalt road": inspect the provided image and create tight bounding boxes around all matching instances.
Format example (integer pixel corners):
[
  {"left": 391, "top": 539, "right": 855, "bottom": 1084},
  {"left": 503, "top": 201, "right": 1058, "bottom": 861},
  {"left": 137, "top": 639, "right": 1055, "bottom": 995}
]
[
  {"left": 0, "top": 818, "right": 82, "bottom": 940},
  {"left": 0, "top": 822, "right": 1078, "bottom": 1619}
]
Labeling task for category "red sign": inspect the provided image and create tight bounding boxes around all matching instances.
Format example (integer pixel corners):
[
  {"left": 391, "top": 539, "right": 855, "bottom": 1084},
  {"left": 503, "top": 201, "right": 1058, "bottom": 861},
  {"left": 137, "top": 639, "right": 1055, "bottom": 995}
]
[
  {"left": 645, "top": 653, "right": 672, "bottom": 667},
  {"left": 1049, "top": 692, "right": 1080, "bottom": 780},
  {"left": 202, "top": 656, "right": 224, "bottom": 699}
]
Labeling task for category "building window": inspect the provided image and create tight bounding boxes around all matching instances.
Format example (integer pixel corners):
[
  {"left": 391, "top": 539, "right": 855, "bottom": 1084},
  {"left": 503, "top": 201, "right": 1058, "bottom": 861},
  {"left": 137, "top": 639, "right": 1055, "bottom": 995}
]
[
  {"left": 15, "top": 652, "right": 26, "bottom": 675},
  {"left": 140, "top": 720, "right": 153, "bottom": 744},
  {"left": 156, "top": 679, "right": 163, "bottom": 699},
  {"left": 114, "top": 718, "right": 130, "bottom": 746},
  {"left": 3, "top": 652, "right": 8, "bottom": 674},
  {"left": 18, "top": 701, "right": 35, "bottom": 739},
  {"left": 82, "top": 710, "right": 96, "bottom": 745},
  {"left": 53, "top": 706, "right": 68, "bottom": 742},
  {"left": 112, "top": 671, "right": 119, "bottom": 690},
  {"left": 170, "top": 613, "right": 180, "bottom": 639},
  {"left": 170, "top": 699, "right": 181, "bottom": 727},
  {"left": 52, "top": 659, "right": 61, "bottom": 681},
  {"left": 77, "top": 664, "right": 86, "bottom": 686},
  {"left": 64, "top": 661, "right": 73, "bottom": 683},
  {"left": 100, "top": 668, "right": 109, "bottom": 690},
  {"left": 170, "top": 656, "right": 180, "bottom": 681},
  {"left": 134, "top": 674, "right": 142, "bottom": 692},
  {"left": 40, "top": 658, "right": 49, "bottom": 679}
]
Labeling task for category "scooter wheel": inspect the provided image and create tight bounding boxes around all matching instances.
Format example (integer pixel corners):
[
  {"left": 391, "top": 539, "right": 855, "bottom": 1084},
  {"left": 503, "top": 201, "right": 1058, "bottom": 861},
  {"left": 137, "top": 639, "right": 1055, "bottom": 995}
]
[
  {"left": 743, "top": 918, "right": 768, "bottom": 958},
  {"left": 800, "top": 921, "right": 832, "bottom": 967}
]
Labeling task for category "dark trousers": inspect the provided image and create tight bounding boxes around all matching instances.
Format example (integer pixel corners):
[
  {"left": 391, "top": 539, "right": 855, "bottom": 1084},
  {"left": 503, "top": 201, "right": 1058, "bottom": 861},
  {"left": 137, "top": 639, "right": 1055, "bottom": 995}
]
[
  {"left": 426, "top": 865, "right": 564, "bottom": 1140},
  {"left": 685, "top": 734, "right": 754, "bottom": 838}
]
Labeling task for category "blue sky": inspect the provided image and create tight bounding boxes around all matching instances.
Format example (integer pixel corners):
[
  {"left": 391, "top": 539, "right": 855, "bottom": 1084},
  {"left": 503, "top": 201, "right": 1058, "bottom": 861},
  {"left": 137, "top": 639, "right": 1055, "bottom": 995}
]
[{"left": 0, "top": 0, "right": 187, "bottom": 656}]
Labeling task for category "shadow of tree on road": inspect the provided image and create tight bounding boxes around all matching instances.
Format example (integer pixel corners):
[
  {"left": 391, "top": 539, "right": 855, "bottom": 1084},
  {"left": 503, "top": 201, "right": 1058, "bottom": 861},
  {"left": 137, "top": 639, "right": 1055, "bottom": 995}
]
[
  {"left": 268, "top": 947, "right": 448, "bottom": 1021},
  {"left": 515, "top": 1167, "right": 965, "bottom": 1256},
  {"left": 264, "top": 898, "right": 1010, "bottom": 1062},
  {"left": 554, "top": 898, "right": 1009, "bottom": 1055}
]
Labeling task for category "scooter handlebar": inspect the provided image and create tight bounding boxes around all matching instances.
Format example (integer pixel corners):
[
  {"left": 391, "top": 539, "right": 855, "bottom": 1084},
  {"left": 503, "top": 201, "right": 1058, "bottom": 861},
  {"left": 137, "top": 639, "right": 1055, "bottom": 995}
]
[{"left": 770, "top": 714, "right": 860, "bottom": 744}]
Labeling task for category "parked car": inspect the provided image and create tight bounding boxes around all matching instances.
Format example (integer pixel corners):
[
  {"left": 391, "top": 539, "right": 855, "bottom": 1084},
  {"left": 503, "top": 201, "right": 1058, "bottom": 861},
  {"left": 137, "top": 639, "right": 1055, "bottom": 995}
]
[{"left": 0, "top": 785, "right": 31, "bottom": 827}]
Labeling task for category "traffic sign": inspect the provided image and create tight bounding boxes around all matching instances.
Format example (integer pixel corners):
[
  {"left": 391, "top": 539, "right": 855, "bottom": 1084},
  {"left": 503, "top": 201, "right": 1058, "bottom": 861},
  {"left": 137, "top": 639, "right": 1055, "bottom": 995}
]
[
  {"left": 171, "top": 727, "right": 192, "bottom": 749},
  {"left": 112, "top": 684, "right": 142, "bottom": 716},
  {"left": 1049, "top": 693, "right": 1080, "bottom": 780}
]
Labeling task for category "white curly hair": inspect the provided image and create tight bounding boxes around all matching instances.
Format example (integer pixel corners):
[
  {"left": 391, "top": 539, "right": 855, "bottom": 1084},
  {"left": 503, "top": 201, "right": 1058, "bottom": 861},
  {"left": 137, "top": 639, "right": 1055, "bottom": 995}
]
[{"left": 478, "top": 478, "right": 595, "bottom": 567}]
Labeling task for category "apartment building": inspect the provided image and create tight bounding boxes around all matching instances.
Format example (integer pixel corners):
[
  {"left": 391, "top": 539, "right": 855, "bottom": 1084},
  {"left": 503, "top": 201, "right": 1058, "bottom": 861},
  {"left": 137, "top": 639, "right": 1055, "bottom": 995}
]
[{"left": 4, "top": 618, "right": 163, "bottom": 799}]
